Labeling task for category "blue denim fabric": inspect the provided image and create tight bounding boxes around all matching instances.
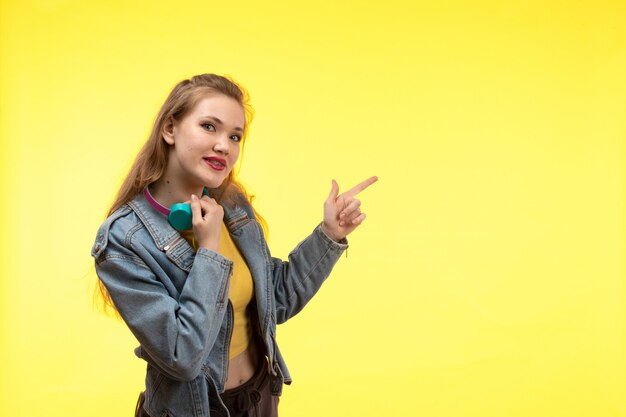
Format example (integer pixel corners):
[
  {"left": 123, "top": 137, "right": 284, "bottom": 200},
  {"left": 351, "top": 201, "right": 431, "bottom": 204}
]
[{"left": 91, "top": 192, "right": 348, "bottom": 417}]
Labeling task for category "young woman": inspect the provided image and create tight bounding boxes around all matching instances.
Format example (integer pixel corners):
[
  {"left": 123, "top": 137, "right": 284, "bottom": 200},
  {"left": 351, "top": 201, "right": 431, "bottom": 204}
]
[{"left": 92, "top": 73, "right": 376, "bottom": 417}]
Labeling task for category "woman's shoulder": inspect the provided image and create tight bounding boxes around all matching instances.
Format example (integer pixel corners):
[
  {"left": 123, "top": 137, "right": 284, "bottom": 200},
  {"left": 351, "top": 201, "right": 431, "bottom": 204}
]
[
  {"left": 91, "top": 203, "right": 142, "bottom": 260},
  {"left": 222, "top": 184, "right": 256, "bottom": 219}
]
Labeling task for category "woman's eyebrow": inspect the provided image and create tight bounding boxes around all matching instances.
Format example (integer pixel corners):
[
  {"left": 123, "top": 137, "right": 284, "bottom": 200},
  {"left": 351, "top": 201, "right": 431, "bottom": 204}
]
[{"left": 202, "top": 115, "right": 244, "bottom": 133}]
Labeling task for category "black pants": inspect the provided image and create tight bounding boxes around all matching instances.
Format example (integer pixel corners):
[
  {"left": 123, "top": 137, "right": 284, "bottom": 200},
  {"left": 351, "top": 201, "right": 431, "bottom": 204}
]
[
  {"left": 135, "top": 362, "right": 279, "bottom": 417},
  {"left": 211, "top": 361, "right": 279, "bottom": 417}
]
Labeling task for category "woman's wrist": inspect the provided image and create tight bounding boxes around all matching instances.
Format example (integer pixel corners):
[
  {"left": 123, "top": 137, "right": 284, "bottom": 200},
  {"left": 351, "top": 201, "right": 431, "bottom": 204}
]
[
  {"left": 320, "top": 222, "right": 345, "bottom": 243},
  {"left": 198, "top": 238, "right": 220, "bottom": 253}
]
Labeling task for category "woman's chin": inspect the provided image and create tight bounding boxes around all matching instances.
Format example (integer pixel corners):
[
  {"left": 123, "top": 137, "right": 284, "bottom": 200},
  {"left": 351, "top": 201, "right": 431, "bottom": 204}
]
[{"left": 203, "top": 175, "right": 228, "bottom": 190}]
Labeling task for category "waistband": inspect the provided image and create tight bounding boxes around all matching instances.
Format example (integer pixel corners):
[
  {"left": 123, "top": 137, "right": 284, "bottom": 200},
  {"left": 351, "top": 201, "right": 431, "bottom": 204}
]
[{"left": 220, "top": 360, "right": 269, "bottom": 413}]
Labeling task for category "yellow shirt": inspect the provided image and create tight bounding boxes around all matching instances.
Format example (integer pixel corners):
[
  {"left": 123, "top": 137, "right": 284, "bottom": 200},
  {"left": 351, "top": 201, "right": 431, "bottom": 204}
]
[{"left": 180, "top": 222, "right": 254, "bottom": 359}]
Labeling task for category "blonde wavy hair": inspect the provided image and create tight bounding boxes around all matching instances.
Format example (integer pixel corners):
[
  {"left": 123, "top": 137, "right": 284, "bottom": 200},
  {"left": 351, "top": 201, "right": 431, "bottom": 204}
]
[{"left": 95, "top": 73, "right": 267, "bottom": 316}]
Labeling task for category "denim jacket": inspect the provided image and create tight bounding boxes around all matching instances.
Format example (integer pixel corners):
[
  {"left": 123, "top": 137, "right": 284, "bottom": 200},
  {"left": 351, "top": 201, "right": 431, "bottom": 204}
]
[{"left": 91, "top": 192, "right": 348, "bottom": 417}]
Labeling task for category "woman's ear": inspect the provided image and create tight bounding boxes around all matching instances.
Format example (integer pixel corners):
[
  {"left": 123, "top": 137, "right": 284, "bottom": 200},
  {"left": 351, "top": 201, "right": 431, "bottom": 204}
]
[{"left": 162, "top": 117, "right": 175, "bottom": 145}]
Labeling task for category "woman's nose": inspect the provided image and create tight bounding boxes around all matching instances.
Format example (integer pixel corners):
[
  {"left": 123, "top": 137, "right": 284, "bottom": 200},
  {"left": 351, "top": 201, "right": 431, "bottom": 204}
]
[{"left": 213, "top": 134, "right": 230, "bottom": 154}]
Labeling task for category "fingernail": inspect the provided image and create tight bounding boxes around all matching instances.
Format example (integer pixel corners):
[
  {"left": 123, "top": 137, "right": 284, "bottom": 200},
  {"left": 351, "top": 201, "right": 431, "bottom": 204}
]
[{"left": 191, "top": 194, "right": 197, "bottom": 201}]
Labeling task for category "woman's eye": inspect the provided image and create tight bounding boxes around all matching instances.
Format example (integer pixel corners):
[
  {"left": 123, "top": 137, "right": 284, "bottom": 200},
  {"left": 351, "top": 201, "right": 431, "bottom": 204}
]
[
  {"left": 230, "top": 135, "right": 242, "bottom": 142},
  {"left": 201, "top": 123, "right": 216, "bottom": 131}
]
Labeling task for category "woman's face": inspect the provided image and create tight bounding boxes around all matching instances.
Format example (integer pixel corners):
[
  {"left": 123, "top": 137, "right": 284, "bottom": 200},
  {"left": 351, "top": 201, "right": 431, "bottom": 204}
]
[{"left": 163, "top": 93, "right": 245, "bottom": 189}]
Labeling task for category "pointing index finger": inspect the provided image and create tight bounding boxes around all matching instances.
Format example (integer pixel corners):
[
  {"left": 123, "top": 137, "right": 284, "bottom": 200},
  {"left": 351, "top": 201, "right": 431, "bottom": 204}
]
[{"left": 343, "top": 176, "right": 378, "bottom": 198}]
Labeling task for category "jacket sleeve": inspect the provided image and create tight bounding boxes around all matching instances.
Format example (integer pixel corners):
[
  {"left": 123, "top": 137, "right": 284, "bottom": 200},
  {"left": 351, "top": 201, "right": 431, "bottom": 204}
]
[
  {"left": 93, "top": 230, "right": 232, "bottom": 382},
  {"left": 270, "top": 223, "right": 348, "bottom": 324}
]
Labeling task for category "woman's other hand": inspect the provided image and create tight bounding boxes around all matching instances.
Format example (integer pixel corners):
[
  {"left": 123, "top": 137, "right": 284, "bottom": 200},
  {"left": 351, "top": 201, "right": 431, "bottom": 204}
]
[
  {"left": 190, "top": 194, "right": 224, "bottom": 252},
  {"left": 322, "top": 176, "right": 378, "bottom": 242}
]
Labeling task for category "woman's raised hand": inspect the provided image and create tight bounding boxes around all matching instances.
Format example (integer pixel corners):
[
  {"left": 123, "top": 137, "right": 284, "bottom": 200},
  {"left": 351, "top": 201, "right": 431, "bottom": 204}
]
[
  {"left": 190, "top": 194, "right": 224, "bottom": 252},
  {"left": 322, "top": 176, "right": 378, "bottom": 242}
]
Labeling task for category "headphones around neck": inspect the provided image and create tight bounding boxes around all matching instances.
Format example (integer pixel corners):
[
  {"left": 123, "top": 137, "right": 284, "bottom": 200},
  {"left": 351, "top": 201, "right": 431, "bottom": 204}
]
[{"left": 144, "top": 186, "right": 210, "bottom": 231}]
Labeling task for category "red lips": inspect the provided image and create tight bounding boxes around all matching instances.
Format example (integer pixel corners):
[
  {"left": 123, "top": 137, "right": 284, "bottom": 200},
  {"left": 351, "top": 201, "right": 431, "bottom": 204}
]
[{"left": 203, "top": 156, "right": 226, "bottom": 171}]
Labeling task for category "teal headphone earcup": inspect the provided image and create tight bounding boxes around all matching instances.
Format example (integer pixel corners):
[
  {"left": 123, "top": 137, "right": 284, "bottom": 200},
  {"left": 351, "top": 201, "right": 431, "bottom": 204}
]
[
  {"left": 169, "top": 203, "right": 193, "bottom": 231},
  {"left": 167, "top": 188, "right": 210, "bottom": 231}
]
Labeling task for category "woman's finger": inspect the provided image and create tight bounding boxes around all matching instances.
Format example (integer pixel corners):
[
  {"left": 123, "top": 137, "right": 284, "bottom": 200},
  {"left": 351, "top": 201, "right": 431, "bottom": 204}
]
[
  {"left": 339, "top": 199, "right": 361, "bottom": 219},
  {"left": 345, "top": 207, "right": 362, "bottom": 223},
  {"left": 343, "top": 176, "right": 378, "bottom": 199},
  {"left": 340, "top": 209, "right": 361, "bottom": 226},
  {"left": 351, "top": 212, "right": 366, "bottom": 225},
  {"left": 201, "top": 195, "right": 218, "bottom": 209},
  {"left": 198, "top": 198, "right": 214, "bottom": 218},
  {"left": 326, "top": 179, "right": 340, "bottom": 202},
  {"left": 190, "top": 195, "right": 203, "bottom": 222}
]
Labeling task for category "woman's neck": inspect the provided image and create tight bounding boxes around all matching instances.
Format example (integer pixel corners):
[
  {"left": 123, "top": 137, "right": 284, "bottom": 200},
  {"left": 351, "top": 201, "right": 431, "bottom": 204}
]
[{"left": 150, "top": 176, "right": 205, "bottom": 208}]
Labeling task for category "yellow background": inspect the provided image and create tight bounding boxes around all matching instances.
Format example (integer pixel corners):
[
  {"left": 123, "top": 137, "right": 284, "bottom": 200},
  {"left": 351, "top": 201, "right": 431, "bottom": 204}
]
[{"left": 1, "top": 0, "right": 624, "bottom": 416}]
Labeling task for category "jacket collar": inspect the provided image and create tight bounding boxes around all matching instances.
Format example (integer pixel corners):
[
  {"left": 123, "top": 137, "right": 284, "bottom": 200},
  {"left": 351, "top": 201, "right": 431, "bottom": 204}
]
[{"left": 127, "top": 191, "right": 252, "bottom": 251}]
